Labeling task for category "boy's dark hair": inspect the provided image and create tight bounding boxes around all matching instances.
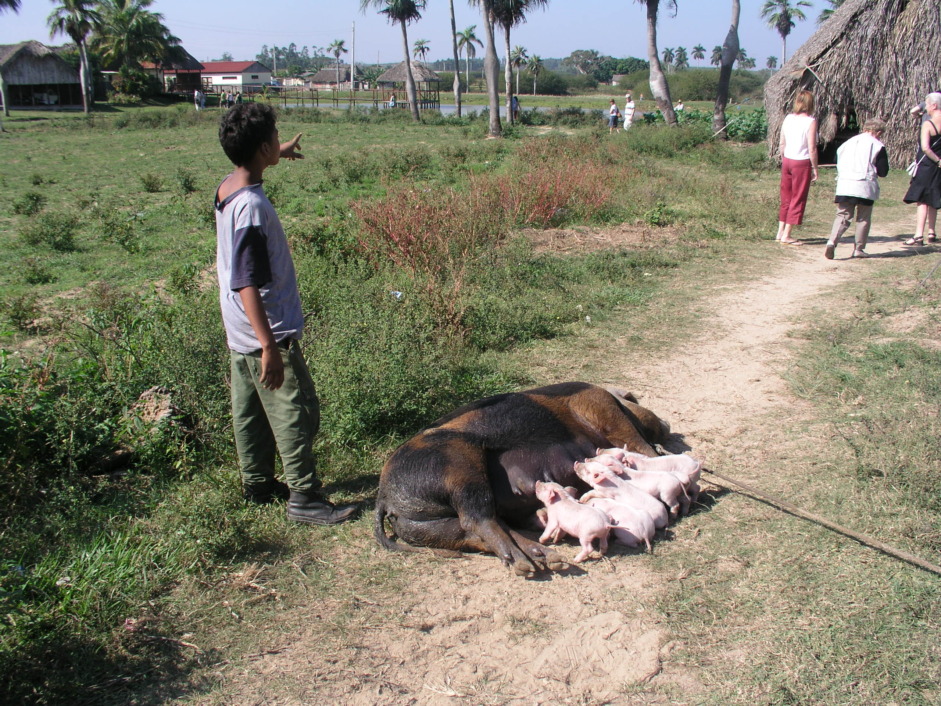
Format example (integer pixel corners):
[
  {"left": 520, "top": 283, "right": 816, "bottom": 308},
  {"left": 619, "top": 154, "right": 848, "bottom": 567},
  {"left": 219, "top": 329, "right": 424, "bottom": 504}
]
[{"left": 218, "top": 103, "right": 277, "bottom": 166}]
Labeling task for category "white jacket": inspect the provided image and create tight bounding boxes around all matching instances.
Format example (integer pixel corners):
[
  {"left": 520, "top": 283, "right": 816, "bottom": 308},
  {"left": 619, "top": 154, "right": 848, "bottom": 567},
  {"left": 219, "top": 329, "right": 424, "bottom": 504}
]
[{"left": 835, "top": 132, "right": 885, "bottom": 201}]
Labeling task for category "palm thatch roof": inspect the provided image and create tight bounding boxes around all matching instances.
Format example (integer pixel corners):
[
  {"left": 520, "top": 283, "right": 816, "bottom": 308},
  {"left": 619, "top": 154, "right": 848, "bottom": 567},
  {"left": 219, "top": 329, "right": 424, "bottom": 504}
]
[
  {"left": 309, "top": 65, "right": 356, "bottom": 84},
  {"left": 377, "top": 61, "right": 440, "bottom": 84},
  {"left": 764, "top": 0, "right": 939, "bottom": 167},
  {"left": 140, "top": 48, "right": 203, "bottom": 72},
  {"left": 0, "top": 41, "right": 66, "bottom": 69}
]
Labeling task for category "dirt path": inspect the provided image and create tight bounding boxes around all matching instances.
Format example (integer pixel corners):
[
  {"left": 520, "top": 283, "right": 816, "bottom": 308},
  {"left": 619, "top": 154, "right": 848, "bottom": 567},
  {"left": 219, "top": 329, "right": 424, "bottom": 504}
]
[{"left": 209, "top": 224, "right": 909, "bottom": 705}]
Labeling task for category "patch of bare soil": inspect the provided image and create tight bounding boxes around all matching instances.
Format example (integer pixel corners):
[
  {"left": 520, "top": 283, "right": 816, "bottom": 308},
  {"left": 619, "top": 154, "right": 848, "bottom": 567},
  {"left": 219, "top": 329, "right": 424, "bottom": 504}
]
[
  {"left": 523, "top": 223, "right": 683, "bottom": 254},
  {"left": 202, "top": 222, "right": 915, "bottom": 704}
]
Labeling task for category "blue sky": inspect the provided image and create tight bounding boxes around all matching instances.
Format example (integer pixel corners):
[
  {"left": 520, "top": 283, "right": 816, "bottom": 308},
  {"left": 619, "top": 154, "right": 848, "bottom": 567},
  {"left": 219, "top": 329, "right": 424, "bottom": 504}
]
[{"left": 1, "top": 0, "right": 820, "bottom": 68}]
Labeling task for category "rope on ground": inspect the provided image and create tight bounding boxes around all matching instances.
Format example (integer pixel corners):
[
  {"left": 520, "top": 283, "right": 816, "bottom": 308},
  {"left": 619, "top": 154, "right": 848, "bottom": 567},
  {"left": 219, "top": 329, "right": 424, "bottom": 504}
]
[{"left": 701, "top": 466, "right": 941, "bottom": 577}]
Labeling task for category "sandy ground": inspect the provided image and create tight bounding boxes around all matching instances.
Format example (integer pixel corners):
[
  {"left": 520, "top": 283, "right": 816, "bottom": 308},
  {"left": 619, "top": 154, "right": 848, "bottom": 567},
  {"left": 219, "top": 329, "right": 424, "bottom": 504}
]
[{"left": 202, "top": 222, "right": 916, "bottom": 705}]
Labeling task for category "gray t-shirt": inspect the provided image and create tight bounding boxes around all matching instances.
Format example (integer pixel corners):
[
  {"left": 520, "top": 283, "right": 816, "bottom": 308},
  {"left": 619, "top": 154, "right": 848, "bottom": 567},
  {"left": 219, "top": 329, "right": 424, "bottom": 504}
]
[{"left": 215, "top": 181, "right": 304, "bottom": 354}]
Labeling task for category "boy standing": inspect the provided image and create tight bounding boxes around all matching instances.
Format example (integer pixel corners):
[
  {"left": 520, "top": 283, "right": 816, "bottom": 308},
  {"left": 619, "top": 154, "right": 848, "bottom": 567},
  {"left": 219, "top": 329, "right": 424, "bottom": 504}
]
[{"left": 215, "top": 103, "right": 358, "bottom": 525}]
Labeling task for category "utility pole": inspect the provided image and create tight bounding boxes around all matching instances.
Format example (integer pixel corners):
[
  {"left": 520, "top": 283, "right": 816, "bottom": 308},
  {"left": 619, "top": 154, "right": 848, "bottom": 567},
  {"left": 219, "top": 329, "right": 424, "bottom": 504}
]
[{"left": 350, "top": 22, "right": 356, "bottom": 91}]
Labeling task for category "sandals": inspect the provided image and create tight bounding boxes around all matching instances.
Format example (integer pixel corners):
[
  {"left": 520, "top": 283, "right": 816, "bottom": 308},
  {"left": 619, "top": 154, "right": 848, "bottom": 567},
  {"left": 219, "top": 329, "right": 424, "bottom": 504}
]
[
  {"left": 851, "top": 248, "right": 869, "bottom": 258},
  {"left": 903, "top": 235, "right": 924, "bottom": 246},
  {"left": 824, "top": 242, "right": 836, "bottom": 260},
  {"left": 928, "top": 232, "right": 938, "bottom": 243}
]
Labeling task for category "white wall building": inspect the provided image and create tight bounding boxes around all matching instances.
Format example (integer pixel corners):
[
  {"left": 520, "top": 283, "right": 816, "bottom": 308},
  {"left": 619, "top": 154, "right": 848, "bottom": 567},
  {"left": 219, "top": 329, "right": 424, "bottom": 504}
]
[{"left": 199, "top": 61, "right": 272, "bottom": 90}]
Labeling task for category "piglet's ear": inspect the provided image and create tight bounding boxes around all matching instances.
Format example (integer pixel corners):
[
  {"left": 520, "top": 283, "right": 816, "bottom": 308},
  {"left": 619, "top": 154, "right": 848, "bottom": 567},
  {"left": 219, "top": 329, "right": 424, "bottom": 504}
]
[{"left": 547, "top": 487, "right": 560, "bottom": 501}]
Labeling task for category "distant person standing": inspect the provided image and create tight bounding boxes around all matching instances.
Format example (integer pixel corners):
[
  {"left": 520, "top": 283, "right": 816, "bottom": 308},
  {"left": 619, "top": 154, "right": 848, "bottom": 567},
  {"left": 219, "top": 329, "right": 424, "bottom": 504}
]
[
  {"left": 824, "top": 118, "right": 889, "bottom": 260},
  {"left": 674, "top": 99, "right": 685, "bottom": 111},
  {"left": 775, "top": 90, "right": 818, "bottom": 245},
  {"left": 903, "top": 92, "right": 941, "bottom": 246},
  {"left": 194, "top": 88, "right": 203, "bottom": 111},
  {"left": 608, "top": 99, "right": 621, "bottom": 133},
  {"left": 388, "top": 92, "right": 396, "bottom": 108},
  {"left": 511, "top": 95, "right": 520, "bottom": 122},
  {"left": 623, "top": 92, "right": 636, "bottom": 129}
]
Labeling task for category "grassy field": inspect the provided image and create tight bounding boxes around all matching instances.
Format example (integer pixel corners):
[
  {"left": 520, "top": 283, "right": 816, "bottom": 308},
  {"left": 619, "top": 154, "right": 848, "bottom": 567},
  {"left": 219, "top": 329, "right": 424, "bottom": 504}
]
[{"left": 0, "top": 102, "right": 938, "bottom": 703}]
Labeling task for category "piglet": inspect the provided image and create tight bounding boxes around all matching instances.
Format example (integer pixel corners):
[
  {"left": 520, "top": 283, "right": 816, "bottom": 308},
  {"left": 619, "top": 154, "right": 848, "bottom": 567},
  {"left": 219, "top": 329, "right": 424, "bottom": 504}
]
[
  {"left": 534, "top": 480, "right": 611, "bottom": 563},
  {"left": 609, "top": 464, "right": 689, "bottom": 518},
  {"left": 622, "top": 451, "right": 702, "bottom": 503},
  {"left": 574, "top": 461, "right": 669, "bottom": 529},
  {"left": 582, "top": 496, "right": 655, "bottom": 552}
]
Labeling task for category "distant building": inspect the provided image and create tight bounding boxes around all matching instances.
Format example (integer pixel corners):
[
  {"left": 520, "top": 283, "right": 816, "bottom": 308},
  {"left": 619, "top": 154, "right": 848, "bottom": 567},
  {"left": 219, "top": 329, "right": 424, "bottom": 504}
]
[
  {"left": 199, "top": 61, "right": 272, "bottom": 91},
  {"left": 307, "top": 64, "right": 361, "bottom": 90},
  {"left": 140, "top": 48, "right": 203, "bottom": 95},
  {"left": 0, "top": 40, "right": 81, "bottom": 112}
]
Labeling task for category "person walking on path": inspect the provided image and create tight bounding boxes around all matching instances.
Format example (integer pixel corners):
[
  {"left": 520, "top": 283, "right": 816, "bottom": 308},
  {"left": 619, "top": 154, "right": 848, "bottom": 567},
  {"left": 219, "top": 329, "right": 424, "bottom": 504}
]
[
  {"left": 903, "top": 92, "right": 941, "bottom": 246},
  {"left": 824, "top": 118, "right": 889, "bottom": 260},
  {"left": 623, "top": 93, "right": 635, "bottom": 130},
  {"left": 214, "top": 103, "right": 359, "bottom": 525},
  {"left": 608, "top": 99, "right": 621, "bottom": 133},
  {"left": 775, "top": 90, "right": 818, "bottom": 245}
]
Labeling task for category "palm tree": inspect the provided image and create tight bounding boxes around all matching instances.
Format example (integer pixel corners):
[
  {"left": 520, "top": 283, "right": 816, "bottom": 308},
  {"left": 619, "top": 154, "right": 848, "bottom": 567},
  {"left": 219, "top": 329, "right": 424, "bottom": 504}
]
[
  {"left": 327, "top": 39, "right": 347, "bottom": 91},
  {"left": 766, "top": 55, "right": 778, "bottom": 70},
  {"left": 713, "top": 0, "right": 739, "bottom": 138},
  {"left": 692, "top": 44, "right": 706, "bottom": 64},
  {"left": 741, "top": 56, "right": 756, "bottom": 69},
  {"left": 527, "top": 53, "right": 542, "bottom": 95},
  {"left": 710, "top": 45, "right": 723, "bottom": 67},
  {"left": 636, "top": 0, "right": 677, "bottom": 125},
  {"left": 510, "top": 45, "right": 527, "bottom": 95},
  {"left": 0, "top": 0, "right": 21, "bottom": 12},
  {"left": 486, "top": 0, "right": 549, "bottom": 126},
  {"left": 760, "top": 0, "right": 811, "bottom": 68},
  {"left": 448, "top": 0, "right": 462, "bottom": 116},
  {"left": 456, "top": 25, "right": 483, "bottom": 92},
  {"left": 93, "top": 0, "right": 181, "bottom": 71},
  {"left": 476, "top": 0, "right": 502, "bottom": 137},
  {"left": 360, "top": 0, "right": 425, "bottom": 122},
  {"left": 673, "top": 46, "right": 689, "bottom": 71},
  {"left": 412, "top": 38, "right": 430, "bottom": 62},
  {"left": 48, "top": 0, "right": 101, "bottom": 114},
  {"left": 661, "top": 46, "right": 674, "bottom": 72},
  {"left": 817, "top": 0, "right": 844, "bottom": 25}
]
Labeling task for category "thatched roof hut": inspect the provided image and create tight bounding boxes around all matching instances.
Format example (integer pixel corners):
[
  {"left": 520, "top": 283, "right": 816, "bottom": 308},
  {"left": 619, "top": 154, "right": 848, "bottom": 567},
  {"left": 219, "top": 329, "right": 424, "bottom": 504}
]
[
  {"left": 764, "top": 0, "right": 939, "bottom": 167},
  {"left": 377, "top": 61, "right": 440, "bottom": 85},
  {"left": 0, "top": 40, "right": 81, "bottom": 111}
]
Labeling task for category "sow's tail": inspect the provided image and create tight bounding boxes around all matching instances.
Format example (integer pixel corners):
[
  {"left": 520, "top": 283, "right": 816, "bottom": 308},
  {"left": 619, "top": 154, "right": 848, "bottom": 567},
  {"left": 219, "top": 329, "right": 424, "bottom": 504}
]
[
  {"left": 373, "top": 497, "right": 401, "bottom": 552},
  {"left": 373, "top": 497, "right": 463, "bottom": 558}
]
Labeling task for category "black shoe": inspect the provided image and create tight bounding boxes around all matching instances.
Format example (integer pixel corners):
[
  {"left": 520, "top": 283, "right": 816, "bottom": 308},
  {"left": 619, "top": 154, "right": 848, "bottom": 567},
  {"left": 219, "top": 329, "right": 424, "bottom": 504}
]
[
  {"left": 287, "top": 491, "right": 359, "bottom": 525},
  {"left": 243, "top": 479, "right": 290, "bottom": 505}
]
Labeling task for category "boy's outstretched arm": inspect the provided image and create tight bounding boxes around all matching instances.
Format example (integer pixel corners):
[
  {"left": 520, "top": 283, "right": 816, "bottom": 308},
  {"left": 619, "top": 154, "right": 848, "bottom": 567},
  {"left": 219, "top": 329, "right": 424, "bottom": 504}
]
[
  {"left": 238, "top": 285, "right": 285, "bottom": 390},
  {"left": 280, "top": 134, "right": 304, "bottom": 160}
]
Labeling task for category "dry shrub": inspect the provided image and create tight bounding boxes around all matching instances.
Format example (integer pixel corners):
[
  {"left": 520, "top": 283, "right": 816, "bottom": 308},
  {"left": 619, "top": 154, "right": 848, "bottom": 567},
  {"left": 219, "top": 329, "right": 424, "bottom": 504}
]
[
  {"left": 475, "top": 160, "right": 613, "bottom": 228},
  {"left": 353, "top": 160, "right": 614, "bottom": 328}
]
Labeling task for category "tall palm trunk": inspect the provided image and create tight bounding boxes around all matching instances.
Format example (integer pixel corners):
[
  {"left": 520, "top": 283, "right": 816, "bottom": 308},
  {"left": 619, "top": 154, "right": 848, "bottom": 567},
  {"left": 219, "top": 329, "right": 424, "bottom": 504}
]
[
  {"left": 449, "top": 0, "right": 461, "bottom": 117},
  {"left": 78, "top": 39, "right": 92, "bottom": 113},
  {"left": 644, "top": 0, "right": 676, "bottom": 125},
  {"left": 503, "top": 24, "right": 513, "bottom": 125},
  {"left": 712, "top": 0, "right": 740, "bottom": 138},
  {"left": 780, "top": 35, "right": 786, "bottom": 68},
  {"left": 400, "top": 21, "right": 420, "bottom": 121},
  {"left": 480, "top": 1, "right": 501, "bottom": 137},
  {"left": 0, "top": 72, "right": 9, "bottom": 118}
]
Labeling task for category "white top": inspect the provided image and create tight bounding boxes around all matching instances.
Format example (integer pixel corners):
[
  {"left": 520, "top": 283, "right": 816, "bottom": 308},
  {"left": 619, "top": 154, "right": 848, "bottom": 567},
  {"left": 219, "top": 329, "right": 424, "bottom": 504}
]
[
  {"left": 835, "top": 132, "right": 885, "bottom": 201},
  {"left": 781, "top": 113, "right": 815, "bottom": 161},
  {"left": 624, "top": 100, "right": 635, "bottom": 120}
]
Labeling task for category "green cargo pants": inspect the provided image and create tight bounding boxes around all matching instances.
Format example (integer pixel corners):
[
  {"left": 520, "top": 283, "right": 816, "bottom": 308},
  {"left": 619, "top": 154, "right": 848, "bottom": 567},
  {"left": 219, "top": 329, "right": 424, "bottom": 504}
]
[{"left": 230, "top": 341, "right": 321, "bottom": 494}]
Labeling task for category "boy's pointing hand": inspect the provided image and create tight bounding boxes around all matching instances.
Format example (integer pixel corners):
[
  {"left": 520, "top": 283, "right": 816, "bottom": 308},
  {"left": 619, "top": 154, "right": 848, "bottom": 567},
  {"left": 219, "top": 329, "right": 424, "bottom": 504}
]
[{"left": 280, "top": 133, "right": 304, "bottom": 160}]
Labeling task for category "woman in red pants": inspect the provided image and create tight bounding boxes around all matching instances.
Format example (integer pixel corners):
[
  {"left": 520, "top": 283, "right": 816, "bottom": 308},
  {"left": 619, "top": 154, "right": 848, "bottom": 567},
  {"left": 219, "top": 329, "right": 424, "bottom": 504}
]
[{"left": 775, "top": 90, "right": 818, "bottom": 245}]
